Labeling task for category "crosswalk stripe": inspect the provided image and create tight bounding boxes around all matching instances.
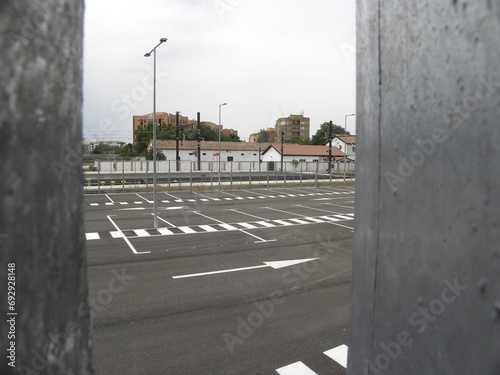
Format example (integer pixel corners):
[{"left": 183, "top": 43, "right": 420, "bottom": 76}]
[
  {"left": 247, "top": 197, "right": 256, "bottom": 199},
  {"left": 157, "top": 228, "right": 174, "bottom": 235},
  {"left": 236, "top": 197, "right": 245, "bottom": 200},
  {"left": 238, "top": 222, "right": 258, "bottom": 229},
  {"left": 256, "top": 221, "right": 275, "bottom": 228},
  {"left": 187, "top": 199, "right": 196, "bottom": 202},
  {"left": 119, "top": 202, "right": 128, "bottom": 205},
  {"left": 218, "top": 223, "right": 238, "bottom": 231},
  {"left": 304, "top": 217, "right": 325, "bottom": 223},
  {"left": 273, "top": 220, "right": 294, "bottom": 226},
  {"left": 324, "top": 344, "right": 348, "bottom": 369},
  {"left": 224, "top": 198, "right": 233, "bottom": 200},
  {"left": 135, "top": 201, "right": 144, "bottom": 204},
  {"left": 333, "top": 214, "right": 353, "bottom": 220},
  {"left": 276, "top": 361, "right": 318, "bottom": 375},
  {"left": 105, "top": 202, "right": 113, "bottom": 206},
  {"left": 85, "top": 233, "right": 100, "bottom": 240},
  {"left": 178, "top": 226, "right": 196, "bottom": 234},
  {"left": 90, "top": 203, "right": 99, "bottom": 206},
  {"left": 198, "top": 225, "right": 217, "bottom": 232},
  {"left": 175, "top": 199, "right": 183, "bottom": 202},
  {"left": 320, "top": 216, "right": 340, "bottom": 222},
  {"left": 133, "top": 229, "right": 150, "bottom": 237},
  {"left": 161, "top": 200, "right": 170, "bottom": 203},
  {"left": 110, "top": 231, "right": 125, "bottom": 238},
  {"left": 200, "top": 199, "right": 209, "bottom": 202},
  {"left": 288, "top": 218, "right": 310, "bottom": 225}
]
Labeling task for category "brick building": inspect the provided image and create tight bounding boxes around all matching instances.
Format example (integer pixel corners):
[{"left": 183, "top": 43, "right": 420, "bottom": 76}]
[{"left": 275, "top": 114, "right": 310, "bottom": 141}]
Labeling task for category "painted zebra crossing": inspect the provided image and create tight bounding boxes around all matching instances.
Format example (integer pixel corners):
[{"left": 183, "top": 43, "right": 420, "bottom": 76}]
[
  {"left": 85, "top": 213, "right": 354, "bottom": 240},
  {"left": 88, "top": 191, "right": 354, "bottom": 207},
  {"left": 276, "top": 344, "right": 348, "bottom": 374}
]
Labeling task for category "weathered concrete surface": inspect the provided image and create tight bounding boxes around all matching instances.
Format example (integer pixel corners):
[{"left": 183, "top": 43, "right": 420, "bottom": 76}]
[
  {"left": 0, "top": 1, "right": 93, "bottom": 374},
  {"left": 349, "top": 1, "right": 500, "bottom": 374}
]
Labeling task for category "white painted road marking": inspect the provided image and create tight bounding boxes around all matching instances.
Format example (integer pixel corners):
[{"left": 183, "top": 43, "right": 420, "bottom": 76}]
[
  {"left": 172, "top": 258, "right": 318, "bottom": 279},
  {"left": 157, "top": 227, "right": 174, "bottom": 235},
  {"left": 198, "top": 225, "right": 218, "bottom": 232},
  {"left": 110, "top": 231, "right": 124, "bottom": 238},
  {"left": 276, "top": 361, "right": 318, "bottom": 375},
  {"left": 178, "top": 226, "right": 196, "bottom": 234},
  {"left": 107, "top": 216, "right": 150, "bottom": 255},
  {"left": 85, "top": 233, "right": 100, "bottom": 240},
  {"left": 324, "top": 344, "right": 348, "bottom": 369},
  {"left": 133, "top": 229, "right": 150, "bottom": 237}
]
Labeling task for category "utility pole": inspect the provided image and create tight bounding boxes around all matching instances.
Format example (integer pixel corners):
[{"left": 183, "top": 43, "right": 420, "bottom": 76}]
[
  {"left": 280, "top": 131, "right": 284, "bottom": 172},
  {"left": 197, "top": 112, "right": 201, "bottom": 171},
  {"left": 328, "top": 120, "right": 333, "bottom": 174},
  {"left": 176, "top": 111, "right": 180, "bottom": 172}
]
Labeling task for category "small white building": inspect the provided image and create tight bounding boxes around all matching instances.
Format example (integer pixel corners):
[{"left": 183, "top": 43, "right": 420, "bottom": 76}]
[
  {"left": 330, "top": 135, "right": 356, "bottom": 160},
  {"left": 151, "top": 140, "right": 270, "bottom": 162},
  {"left": 261, "top": 143, "right": 350, "bottom": 171}
]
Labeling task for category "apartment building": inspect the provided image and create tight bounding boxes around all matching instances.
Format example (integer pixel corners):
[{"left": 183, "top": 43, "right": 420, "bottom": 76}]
[{"left": 275, "top": 114, "right": 310, "bottom": 141}]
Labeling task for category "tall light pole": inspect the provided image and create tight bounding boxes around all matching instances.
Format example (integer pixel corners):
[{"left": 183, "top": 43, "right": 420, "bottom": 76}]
[
  {"left": 344, "top": 113, "right": 355, "bottom": 186},
  {"left": 144, "top": 37, "right": 167, "bottom": 230},
  {"left": 218, "top": 102, "right": 227, "bottom": 190}
]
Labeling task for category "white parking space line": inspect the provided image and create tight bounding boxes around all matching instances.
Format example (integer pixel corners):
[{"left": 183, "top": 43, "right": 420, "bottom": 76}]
[
  {"left": 119, "top": 202, "right": 128, "bottom": 205},
  {"left": 264, "top": 206, "right": 305, "bottom": 217},
  {"left": 85, "top": 233, "right": 100, "bottom": 240},
  {"left": 164, "top": 192, "right": 181, "bottom": 200},
  {"left": 105, "top": 202, "right": 113, "bottom": 206},
  {"left": 200, "top": 199, "right": 209, "bottom": 202},
  {"left": 157, "top": 227, "right": 174, "bottom": 235},
  {"left": 198, "top": 225, "right": 218, "bottom": 232},
  {"left": 105, "top": 195, "right": 114, "bottom": 203},
  {"left": 239, "top": 229, "right": 276, "bottom": 243},
  {"left": 161, "top": 200, "right": 170, "bottom": 203},
  {"left": 135, "top": 201, "right": 144, "bottom": 204},
  {"left": 107, "top": 216, "right": 150, "bottom": 255},
  {"left": 324, "top": 344, "right": 348, "bottom": 369},
  {"left": 229, "top": 209, "right": 269, "bottom": 221},
  {"left": 90, "top": 203, "right": 99, "bottom": 206},
  {"left": 133, "top": 229, "right": 150, "bottom": 237},
  {"left": 187, "top": 199, "right": 197, "bottom": 202},
  {"left": 178, "top": 226, "right": 196, "bottom": 234},
  {"left": 192, "top": 211, "right": 225, "bottom": 224},
  {"left": 155, "top": 215, "right": 175, "bottom": 227},
  {"left": 136, "top": 193, "right": 153, "bottom": 203},
  {"left": 292, "top": 205, "right": 342, "bottom": 215},
  {"left": 276, "top": 361, "right": 318, "bottom": 375},
  {"left": 324, "top": 202, "right": 355, "bottom": 209},
  {"left": 223, "top": 198, "right": 233, "bottom": 200}
]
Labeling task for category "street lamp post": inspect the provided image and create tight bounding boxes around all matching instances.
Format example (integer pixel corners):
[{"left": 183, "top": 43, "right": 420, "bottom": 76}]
[
  {"left": 344, "top": 113, "right": 355, "bottom": 186},
  {"left": 144, "top": 37, "right": 167, "bottom": 230},
  {"left": 218, "top": 102, "right": 227, "bottom": 190}
]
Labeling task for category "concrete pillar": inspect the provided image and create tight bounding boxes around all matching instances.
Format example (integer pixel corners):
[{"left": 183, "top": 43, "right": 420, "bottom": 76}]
[
  {"left": 1, "top": 1, "right": 93, "bottom": 374},
  {"left": 348, "top": 1, "right": 500, "bottom": 374}
]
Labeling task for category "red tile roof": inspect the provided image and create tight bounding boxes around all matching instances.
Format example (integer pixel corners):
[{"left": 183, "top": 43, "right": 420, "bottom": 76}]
[{"left": 264, "top": 144, "right": 345, "bottom": 157}]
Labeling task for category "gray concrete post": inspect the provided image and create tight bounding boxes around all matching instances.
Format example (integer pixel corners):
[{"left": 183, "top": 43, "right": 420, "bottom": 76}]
[
  {"left": 348, "top": 1, "right": 500, "bottom": 374},
  {"left": 0, "top": 1, "right": 93, "bottom": 374}
]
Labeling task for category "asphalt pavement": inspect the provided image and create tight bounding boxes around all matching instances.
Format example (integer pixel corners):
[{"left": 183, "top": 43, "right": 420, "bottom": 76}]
[{"left": 84, "top": 186, "right": 355, "bottom": 375}]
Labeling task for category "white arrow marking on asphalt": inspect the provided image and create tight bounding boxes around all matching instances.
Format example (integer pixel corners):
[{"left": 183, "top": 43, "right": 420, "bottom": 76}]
[{"left": 172, "top": 258, "right": 319, "bottom": 279}]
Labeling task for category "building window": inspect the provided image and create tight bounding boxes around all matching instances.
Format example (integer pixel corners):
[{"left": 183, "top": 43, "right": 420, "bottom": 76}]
[
  {"left": 253, "top": 153, "right": 257, "bottom": 156},
  {"left": 313, "top": 159, "right": 319, "bottom": 162},
  {"left": 292, "top": 120, "right": 300, "bottom": 124},
  {"left": 227, "top": 156, "right": 234, "bottom": 161},
  {"left": 352, "top": 146, "right": 355, "bottom": 152},
  {"left": 280, "top": 120, "right": 286, "bottom": 125},
  {"left": 189, "top": 152, "right": 193, "bottom": 155},
  {"left": 299, "top": 159, "right": 306, "bottom": 162},
  {"left": 241, "top": 153, "right": 245, "bottom": 156}
]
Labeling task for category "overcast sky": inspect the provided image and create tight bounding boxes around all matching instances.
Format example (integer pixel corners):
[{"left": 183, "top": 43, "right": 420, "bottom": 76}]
[{"left": 83, "top": 0, "right": 356, "bottom": 143}]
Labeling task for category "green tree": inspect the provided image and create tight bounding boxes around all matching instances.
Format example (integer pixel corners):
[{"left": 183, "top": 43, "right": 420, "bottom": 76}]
[
  {"left": 257, "top": 129, "right": 270, "bottom": 143},
  {"left": 146, "top": 149, "right": 166, "bottom": 160},
  {"left": 284, "top": 137, "right": 311, "bottom": 145},
  {"left": 311, "top": 122, "right": 350, "bottom": 145}
]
